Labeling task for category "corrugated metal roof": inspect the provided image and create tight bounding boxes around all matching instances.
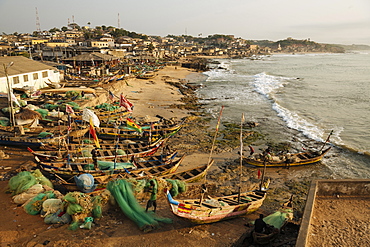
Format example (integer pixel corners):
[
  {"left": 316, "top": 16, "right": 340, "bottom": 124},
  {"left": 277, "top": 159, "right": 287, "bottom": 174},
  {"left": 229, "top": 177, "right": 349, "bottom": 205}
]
[
  {"left": 64, "top": 52, "right": 117, "bottom": 61},
  {"left": 0, "top": 56, "right": 56, "bottom": 77}
]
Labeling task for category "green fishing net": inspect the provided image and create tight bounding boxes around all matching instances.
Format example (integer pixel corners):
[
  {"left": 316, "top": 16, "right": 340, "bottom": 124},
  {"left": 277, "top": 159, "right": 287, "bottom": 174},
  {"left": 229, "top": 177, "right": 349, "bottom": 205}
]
[
  {"left": 166, "top": 179, "right": 186, "bottom": 197},
  {"left": 95, "top": 103, "right": 119, "bottom": 112},
  {"left": 31, "top": 169, "right": 53, "bottom": 189},
  {"left": 8, "top": 171, "right": 38, "bottom": 195},
  {"left": 35, "top": 109, "right": 49, "bottom": 119},
  {"left": 107, "top": 179, "right": 172, "bottom": 232},
  {"left": 24, "top": 191, "right": 55, "bottom": 215},
  {"left": 38, "top": 132, "right": 54, "bottom": 138}
]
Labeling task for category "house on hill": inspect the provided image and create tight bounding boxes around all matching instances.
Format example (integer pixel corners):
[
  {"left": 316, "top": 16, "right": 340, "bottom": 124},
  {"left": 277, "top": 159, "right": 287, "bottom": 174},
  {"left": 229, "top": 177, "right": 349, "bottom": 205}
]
[{"left": 0, "top": 56, "right": 61, "bottom": 93}]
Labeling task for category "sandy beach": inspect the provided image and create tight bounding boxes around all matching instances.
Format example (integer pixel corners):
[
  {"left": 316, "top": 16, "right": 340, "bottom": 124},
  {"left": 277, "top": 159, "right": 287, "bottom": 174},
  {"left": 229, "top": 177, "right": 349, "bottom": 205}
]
[{"left": 0, "top": 64, "right": 258, "bottom": 247}]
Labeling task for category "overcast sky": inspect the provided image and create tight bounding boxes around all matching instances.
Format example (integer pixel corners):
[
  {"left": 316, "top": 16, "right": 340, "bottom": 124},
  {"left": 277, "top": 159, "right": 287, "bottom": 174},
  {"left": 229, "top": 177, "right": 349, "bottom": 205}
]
[{"left": 1, "top": 0, "right": 369, "bottom": 45}]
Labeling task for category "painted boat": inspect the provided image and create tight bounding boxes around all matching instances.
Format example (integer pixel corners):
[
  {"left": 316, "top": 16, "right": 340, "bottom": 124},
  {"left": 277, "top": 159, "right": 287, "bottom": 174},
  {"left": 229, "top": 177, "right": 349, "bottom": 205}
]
[
  {"left": 166, "top": 189, "right": 267, "bottom": 224},
  {"left": 243, "top": 147, "right": 331, "bottom": 167},
  {"left": 252, "top": 196, "right": 294, "bottom": 244},
  {"left": 74, "top": 108, "right": 131, "bottom": 123},
  {"left": 28, "top": 137, "right": 168, "bottom": 161},
  {"left": 37, "top": 152, "right": 184, "bottom": 181},
  {"left": 160, "top": 159, "right": 214, "bottom": 183},
  {"left": 96, "top": 120, "right": 184, "bottom": 140},
  {"left": 0, "top": 126, "right": 87, "bottom": 149},
  {"left": 137, "top": 71, "right": 156, "bottom": 79}
]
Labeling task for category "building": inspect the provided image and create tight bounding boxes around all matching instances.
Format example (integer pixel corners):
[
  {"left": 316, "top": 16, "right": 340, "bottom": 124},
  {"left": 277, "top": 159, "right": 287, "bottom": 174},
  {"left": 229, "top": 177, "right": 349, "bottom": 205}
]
[{"left": 0, "top": 56, "right": 61, "bottom": 93}]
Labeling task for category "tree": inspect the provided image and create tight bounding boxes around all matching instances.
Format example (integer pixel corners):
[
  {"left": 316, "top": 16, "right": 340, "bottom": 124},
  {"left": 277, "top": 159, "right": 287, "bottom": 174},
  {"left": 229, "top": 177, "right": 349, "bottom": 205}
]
[
  {"left": 49, "top": 27, "right": 60, "bottom": 33},
  {"left": 61, "top": 26, "right": 68, "bottom": 32}
]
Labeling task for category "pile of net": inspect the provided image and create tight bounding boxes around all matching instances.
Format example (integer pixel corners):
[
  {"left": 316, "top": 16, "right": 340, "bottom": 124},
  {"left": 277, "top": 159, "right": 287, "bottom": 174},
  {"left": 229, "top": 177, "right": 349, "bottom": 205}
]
[
  {"left": 8, "top": 170, "right": 111, "bottom": 229},
  {"left": 95, "top": 103, "right": 120, "bottom": 112},
  {"left": 63, "top": 190, "right": 111, "bottom": 230},
  {"left": 107, "top": 178, "right": 184, "bottom": 232}
]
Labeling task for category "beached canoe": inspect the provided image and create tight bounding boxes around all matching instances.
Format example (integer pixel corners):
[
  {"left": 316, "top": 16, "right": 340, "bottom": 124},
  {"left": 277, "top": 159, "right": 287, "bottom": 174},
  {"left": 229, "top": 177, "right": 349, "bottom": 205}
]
[
  {"left": 166, "top": 189, "right": 267, "bottom": 224},
  {"left": 96, "top": 120, "right": 184, "bottom": 140},
  {"left": 36, "top": 152, "right": 184, "bottom": 181},
  {"left": 243, "top": 147, "right": 331, "bottom": 168},
  {"left": 52, "top": 154, "right": 185, "bottom": 190},
  {"left": 28, "top": 137, "right": 168, "bottom": 161},
  {"left": 160, "top": 160, "right": 214, "bottom": 183}
]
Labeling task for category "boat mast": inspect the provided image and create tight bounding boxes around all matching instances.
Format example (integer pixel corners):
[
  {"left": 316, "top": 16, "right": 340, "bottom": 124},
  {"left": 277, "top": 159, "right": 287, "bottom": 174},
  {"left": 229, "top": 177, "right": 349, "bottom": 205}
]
[
  {"left": 207, "top": 105, "right": 224, "bottom": 166},
  {"left": 319, "top": 130, "right": 333, "bottom": 151},
  {"left": 200, "top": 105, "right": 224, "bottom": 205},
  {"left": 238, "top": 113, "right": 245, "bottom": 203}
]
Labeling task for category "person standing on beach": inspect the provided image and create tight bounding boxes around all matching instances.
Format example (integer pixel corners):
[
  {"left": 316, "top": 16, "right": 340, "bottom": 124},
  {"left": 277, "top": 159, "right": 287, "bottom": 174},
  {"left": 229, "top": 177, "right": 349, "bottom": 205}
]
[
  {"left": 146, "top": 180, "right": 158, "bottom": 212},
  {"left": 91, "top": 148, "right": 98, "bottom": 170}
]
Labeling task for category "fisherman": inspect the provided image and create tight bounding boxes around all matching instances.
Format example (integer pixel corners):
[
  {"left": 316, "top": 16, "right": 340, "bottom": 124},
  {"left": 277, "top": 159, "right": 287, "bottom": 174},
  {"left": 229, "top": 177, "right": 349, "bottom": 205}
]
[
  {"left": 248, "top": 145, "right": 255, "bottom": 157},
  {"left": 146, "top": 180, "right": 157, "bottom": 212},
  {"left": 254, "top": 214, "right": 267, "bottom": 233},
  {"left": 91, "top": 148, "right": 98, "bottom": 169}
]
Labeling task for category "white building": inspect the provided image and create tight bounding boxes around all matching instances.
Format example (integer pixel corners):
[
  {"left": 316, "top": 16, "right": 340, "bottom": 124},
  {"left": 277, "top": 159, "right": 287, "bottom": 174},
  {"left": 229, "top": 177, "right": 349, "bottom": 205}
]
[{"left": 0, "top": 56, "right": 61, "bottom": 93}]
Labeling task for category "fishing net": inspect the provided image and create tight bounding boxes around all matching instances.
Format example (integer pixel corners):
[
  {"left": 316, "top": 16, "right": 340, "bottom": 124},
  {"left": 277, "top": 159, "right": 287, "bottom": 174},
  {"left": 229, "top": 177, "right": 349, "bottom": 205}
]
[
  {"left": 44, "top": 209, "right": 71, "bottom": 224},
  {"left": 166, "top": 179, "right": 187, "bottom": 197},
  {"left": 95, "top": 103, "right": 119, "bottom": 112},
  {"left": 0, "top": 117, "right": 9, "bottom": 126},
  {"left": 35, "top": 109, "right": 49, "bottom": 119},
  {"left": 12, "top": 184, "right": 45, "bottom": 205},
  {"left": 38, "top": 132, "right": 54, "bottom": 138},
  {"left": 107, "top": 179, "right": 172, "bottom": 232},
  {"left": 8, "top": 171, "right": 38, "bottom": 195},
  {"left": 43, "top": 103, "right": 59, "bottom": 111},
  {"left": 83, "top": 161, "right": 135, "bottom": 171},
  {"left": 91, "top": 196, "right": 103, "bottom": 219},
  {"left": 65, "top": 91, "right": 82, "bottom": 99},
  {"left": 31, "top": 169, "right": 53, "bottom": 189},
  {"left": 41, "top": 198, "right": 64, "bottom": 217},
  {"left": 64, "top": 192, "right": 93, "bottom": 216},
  {"left": 23, "top": 191, "right": 56, "bottom": 215}
]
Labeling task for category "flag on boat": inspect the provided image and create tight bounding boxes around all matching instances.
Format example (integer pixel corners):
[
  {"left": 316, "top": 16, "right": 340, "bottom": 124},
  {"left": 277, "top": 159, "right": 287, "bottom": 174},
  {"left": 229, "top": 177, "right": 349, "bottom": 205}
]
[
  {"left": 11, "top": 92, "right": 20, "bottom": 107},
  {"left": 67, "top": 114, "right": 72, "bottom": 132},
  {"left": 82, "top": 108, "right": 100, "bottom": 127},
  {"left": 108, "top": 91, "right": 115, "bottom": 101},
  {"left": 120, "top": 93, "right": 133, "bottom": 112},
  {"left": 126, "top": 118, "right": 142, "bottom": 133},
  {"left": 89, "top": 117, "right": 100, "bottom": 148},
  {"left": 65, "top": 104, "right": 74, "bottom": 114}
]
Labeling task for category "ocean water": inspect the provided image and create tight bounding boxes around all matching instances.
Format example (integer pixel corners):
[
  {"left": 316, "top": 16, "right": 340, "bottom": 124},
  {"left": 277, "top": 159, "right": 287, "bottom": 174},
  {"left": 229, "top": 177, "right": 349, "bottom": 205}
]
[{"left": 196, "top": 52, "right": 370, "bottom": 179}]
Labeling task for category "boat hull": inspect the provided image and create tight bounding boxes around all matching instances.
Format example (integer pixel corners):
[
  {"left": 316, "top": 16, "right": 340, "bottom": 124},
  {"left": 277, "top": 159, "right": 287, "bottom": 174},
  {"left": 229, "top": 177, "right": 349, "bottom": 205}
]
[
  {"left": 167, "top": 190, "right": 267, "bottom": 224},
  {"left": 243, "top": 147, "right": 331, "bottom": 167}
]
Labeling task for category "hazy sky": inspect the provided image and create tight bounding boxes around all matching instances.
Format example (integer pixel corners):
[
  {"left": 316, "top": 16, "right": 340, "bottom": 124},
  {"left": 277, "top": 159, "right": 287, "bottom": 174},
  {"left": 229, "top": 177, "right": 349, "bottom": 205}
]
[{"left": 1, "top": 0, "right": 369, "bottom": 45}]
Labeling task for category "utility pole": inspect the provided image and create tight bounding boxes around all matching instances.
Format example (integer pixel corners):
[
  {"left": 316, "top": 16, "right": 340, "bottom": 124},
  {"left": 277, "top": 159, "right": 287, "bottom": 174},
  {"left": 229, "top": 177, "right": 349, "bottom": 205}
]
[
  {"left": 118, "top": 13, "right": 121, "bottom": 28},
  {"left": 3, "top": 62, "right": 16, "bottom": 128}
]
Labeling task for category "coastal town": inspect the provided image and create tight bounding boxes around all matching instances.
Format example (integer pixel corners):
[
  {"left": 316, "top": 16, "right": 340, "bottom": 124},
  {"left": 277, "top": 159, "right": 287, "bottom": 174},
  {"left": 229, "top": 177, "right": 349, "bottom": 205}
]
[{"left": 0, "top": 23, "right": 369, "bottom": 247}]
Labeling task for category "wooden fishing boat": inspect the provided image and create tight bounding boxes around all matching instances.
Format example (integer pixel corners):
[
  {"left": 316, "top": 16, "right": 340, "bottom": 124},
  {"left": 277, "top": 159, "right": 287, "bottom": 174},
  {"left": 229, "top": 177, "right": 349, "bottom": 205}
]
[
  {"left": 252, "top": 196, "right": 294, "bottom": 245},
  {"left": 0, "top": 126, "right": 87, "bottom": 149},
  {"left": 36, "top": 152, "right": 184, "bottom": 181},
  {"left": 28, "top": 137, "right": 168, "bottom": 162},
  {"left": 112, "top": 120, "right": 183, "bottom": 133},
  {"left": 160, "top": 160, "right": 214, "bottom": 183},
  {"left": 96, "top": 125, "right": 182, "bottom": 141},
  {"left": 243, "top": 147, "right": 331, "bottom": 168},
  {"left": 74, "top": 108, "right": 131, "bottom": 123},
  {"left": 166, "top": 189, "right": 267, "bottom": 224},
  {"left": 137, "top": 71, "right": 156, "bottom": 79}
]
